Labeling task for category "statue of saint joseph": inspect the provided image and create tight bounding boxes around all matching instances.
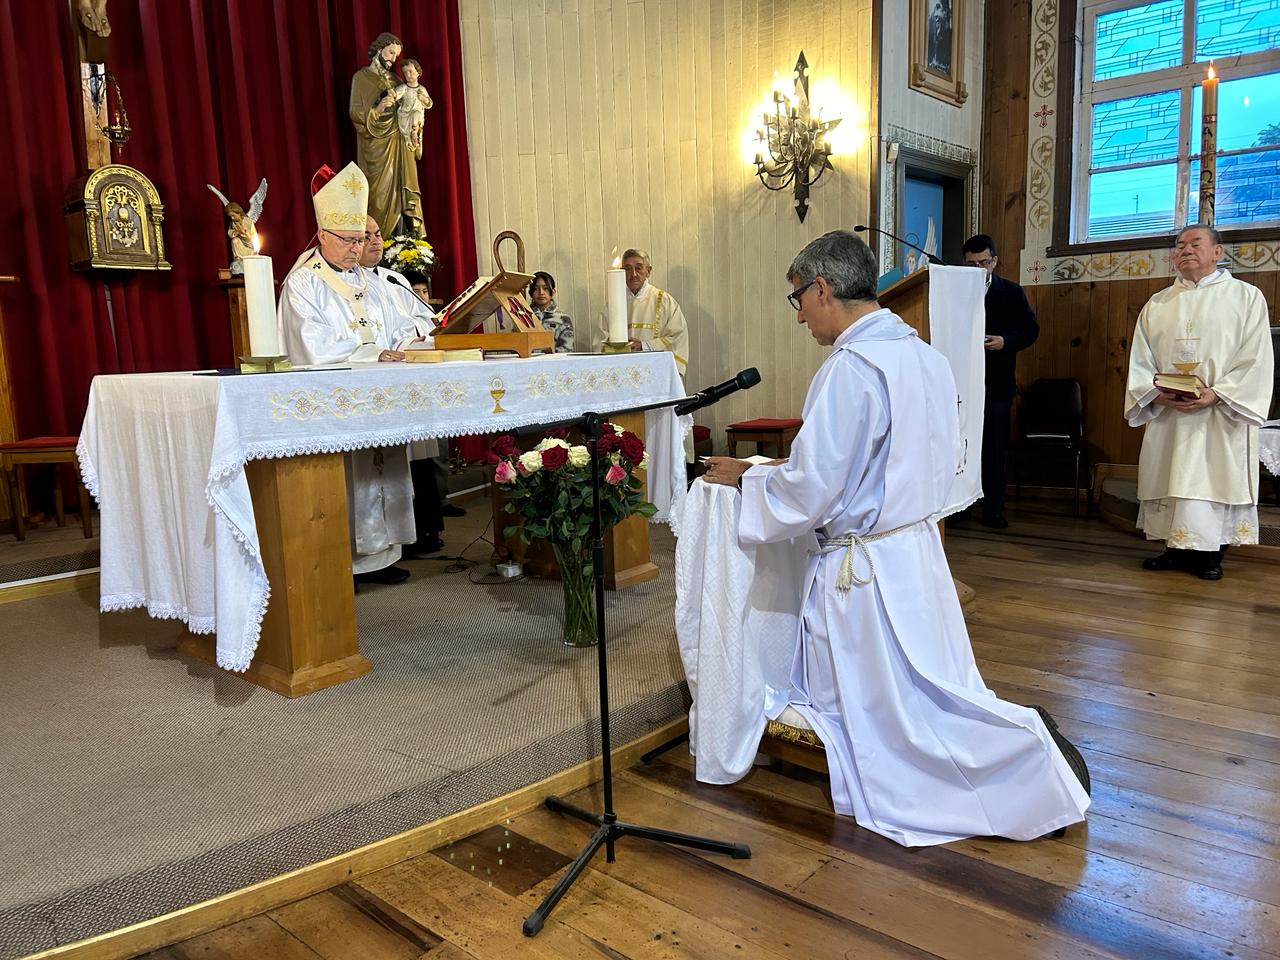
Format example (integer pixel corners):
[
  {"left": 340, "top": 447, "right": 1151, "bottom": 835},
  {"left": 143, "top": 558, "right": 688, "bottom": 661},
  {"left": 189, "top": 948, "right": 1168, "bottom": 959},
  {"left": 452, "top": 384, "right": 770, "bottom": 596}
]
[{"left": 349, "top": 32, "right": 424, "bottom": 239}]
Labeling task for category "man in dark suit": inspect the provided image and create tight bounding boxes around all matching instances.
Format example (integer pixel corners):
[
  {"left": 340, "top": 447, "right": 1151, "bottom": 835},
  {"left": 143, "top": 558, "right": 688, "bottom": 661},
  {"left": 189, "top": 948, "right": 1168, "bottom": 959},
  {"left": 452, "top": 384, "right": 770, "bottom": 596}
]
[{"left": 962, "top": 234, "right": 1039, "bottom": 529}]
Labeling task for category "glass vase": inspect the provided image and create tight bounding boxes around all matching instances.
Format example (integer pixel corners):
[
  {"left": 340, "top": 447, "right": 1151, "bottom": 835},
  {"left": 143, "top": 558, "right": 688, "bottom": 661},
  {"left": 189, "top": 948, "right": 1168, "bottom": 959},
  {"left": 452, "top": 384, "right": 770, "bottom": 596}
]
[{"left": 552, "top": 542, "right": 597, "bottom": 647}]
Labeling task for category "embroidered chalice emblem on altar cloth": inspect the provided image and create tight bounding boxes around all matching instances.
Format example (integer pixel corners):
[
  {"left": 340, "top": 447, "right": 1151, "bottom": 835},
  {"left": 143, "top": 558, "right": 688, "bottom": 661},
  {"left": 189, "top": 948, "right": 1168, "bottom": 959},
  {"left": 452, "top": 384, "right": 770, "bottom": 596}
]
[{"left": 489, "top": 376, "right": 508, "bottom": 414}]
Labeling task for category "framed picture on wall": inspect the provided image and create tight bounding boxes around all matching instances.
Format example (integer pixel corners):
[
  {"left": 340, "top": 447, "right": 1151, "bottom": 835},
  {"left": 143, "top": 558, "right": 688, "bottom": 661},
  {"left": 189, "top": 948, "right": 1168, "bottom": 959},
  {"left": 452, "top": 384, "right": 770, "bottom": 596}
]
[{"left": 909, "top": 0, "right": 967, "bottom": 107}]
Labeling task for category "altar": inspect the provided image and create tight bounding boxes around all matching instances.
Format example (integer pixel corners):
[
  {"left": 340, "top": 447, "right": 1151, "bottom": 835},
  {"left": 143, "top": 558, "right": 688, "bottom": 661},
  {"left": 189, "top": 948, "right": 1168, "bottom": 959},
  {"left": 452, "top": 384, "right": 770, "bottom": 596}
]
[{"left": 77, "top": 352, "right": 690, "bottom": 696}]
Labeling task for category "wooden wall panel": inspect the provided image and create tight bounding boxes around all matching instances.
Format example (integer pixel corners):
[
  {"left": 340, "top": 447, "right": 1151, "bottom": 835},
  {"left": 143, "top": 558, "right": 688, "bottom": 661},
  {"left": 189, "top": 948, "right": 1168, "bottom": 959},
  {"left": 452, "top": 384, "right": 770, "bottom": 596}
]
[
  {"left": 459, "top": 0, "right": 875, "bottom": 445},
  {"left": 981, "top": 1, "right": 1278, "bottom": 467}
]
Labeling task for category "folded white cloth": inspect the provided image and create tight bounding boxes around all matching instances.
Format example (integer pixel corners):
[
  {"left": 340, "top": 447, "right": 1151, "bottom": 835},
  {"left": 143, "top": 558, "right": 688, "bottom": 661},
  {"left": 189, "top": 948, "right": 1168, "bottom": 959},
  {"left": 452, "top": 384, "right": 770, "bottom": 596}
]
[{"left": 673, "top": 479, "right": 809, "bottom": 783}]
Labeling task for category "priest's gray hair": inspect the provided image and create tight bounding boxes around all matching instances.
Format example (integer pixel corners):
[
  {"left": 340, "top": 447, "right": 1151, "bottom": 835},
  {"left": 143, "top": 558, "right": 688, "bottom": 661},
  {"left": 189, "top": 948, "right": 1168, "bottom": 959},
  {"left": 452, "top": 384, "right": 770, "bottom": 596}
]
[
  {"left": 1177, "top": 223, "right": 1223, "bottom": 246},
  {"left": 621, "top": 248, "right": 651, "bottom": 266},
  {"left": 787, "top": 230, "right": 878, "bottom": 303}
]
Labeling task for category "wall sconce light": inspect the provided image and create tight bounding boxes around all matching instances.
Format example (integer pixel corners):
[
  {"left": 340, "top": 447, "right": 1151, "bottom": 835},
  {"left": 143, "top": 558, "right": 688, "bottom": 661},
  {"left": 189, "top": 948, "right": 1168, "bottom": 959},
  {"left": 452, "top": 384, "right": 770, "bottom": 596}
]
[{"left": 753, "top": 52, "right": 841, "bottom": 223}]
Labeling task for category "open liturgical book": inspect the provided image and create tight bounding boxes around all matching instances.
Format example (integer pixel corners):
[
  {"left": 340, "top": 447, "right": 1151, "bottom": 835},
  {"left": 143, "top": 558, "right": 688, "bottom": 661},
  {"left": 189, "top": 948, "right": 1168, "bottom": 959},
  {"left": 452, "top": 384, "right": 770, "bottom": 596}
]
[
  {"left": 1154, "top": 372, "right": 1206, "bottom": 399},
  {"left": 436, "top": 272, "right": 538, "bottom": 335}
]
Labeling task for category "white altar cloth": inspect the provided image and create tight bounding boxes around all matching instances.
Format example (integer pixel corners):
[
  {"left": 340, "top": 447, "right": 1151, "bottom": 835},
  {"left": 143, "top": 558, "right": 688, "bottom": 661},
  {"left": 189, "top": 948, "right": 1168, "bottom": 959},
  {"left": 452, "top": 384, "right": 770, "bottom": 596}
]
[
  {"left": 77, "top": 353, "right": 690, "bottom": 671},
  {"left": 673, "top": 479, "right": 809, "bottom": 783}
]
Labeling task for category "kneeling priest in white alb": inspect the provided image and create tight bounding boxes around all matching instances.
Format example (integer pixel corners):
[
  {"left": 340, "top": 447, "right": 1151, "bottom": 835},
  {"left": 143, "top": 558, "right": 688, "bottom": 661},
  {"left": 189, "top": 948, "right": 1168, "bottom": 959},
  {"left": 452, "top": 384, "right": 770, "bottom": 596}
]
[
  {"left": 702, "top": 231, "right": 1091, "bottom": 847},
  {"left": 277, "top": 162, "right": 433, "bottom": 585}
]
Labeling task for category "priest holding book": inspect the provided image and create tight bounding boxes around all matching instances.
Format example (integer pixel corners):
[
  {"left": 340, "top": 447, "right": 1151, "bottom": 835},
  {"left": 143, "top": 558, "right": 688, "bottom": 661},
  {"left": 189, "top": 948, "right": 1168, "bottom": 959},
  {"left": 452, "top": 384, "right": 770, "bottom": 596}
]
[{"left": 1125, "top": 225, "right": 1274, "bottom": 580}]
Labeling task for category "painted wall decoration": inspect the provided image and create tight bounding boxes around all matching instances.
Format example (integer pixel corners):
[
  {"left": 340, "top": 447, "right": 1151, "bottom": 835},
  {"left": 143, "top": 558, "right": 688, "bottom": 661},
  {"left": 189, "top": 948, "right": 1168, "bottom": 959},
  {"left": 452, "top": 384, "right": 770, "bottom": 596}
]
[{"left": 1018, "top": 0, "right": 1280, "bottom": 285}]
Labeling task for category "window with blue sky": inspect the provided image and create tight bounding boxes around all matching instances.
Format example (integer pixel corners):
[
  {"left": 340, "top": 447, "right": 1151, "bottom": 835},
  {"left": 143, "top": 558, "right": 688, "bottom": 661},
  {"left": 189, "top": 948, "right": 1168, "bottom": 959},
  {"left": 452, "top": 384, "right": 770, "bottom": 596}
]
[{"left": 1079, "top": 0, "right": 1280, "bottom": 241}]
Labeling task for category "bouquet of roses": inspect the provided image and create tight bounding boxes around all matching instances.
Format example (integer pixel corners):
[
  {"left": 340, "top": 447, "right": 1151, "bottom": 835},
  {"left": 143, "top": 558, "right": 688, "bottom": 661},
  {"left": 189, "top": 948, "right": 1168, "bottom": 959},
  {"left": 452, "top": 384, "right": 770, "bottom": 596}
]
[
  {"left": 491, "top": 424, "right": 656, "bottom": 547},
  {"left": 381, "top": 234, "right": 436, "bottom": 274}
]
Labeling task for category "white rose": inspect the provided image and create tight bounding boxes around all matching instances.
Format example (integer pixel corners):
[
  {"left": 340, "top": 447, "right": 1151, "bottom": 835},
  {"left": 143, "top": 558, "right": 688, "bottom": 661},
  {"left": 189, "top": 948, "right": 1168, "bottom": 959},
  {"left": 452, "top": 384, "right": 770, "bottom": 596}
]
[
  {"left": 638, "top": 452, "right": 649, "bottom": 470},
  {"left": 536, "top": 437, "right": 571, "bottom": 452},
  {"left": 518, "top": 450, "right": 543, "bottom": 474},
  {"left": 568, "top": 445, "right": 590, "bottom": 467}
]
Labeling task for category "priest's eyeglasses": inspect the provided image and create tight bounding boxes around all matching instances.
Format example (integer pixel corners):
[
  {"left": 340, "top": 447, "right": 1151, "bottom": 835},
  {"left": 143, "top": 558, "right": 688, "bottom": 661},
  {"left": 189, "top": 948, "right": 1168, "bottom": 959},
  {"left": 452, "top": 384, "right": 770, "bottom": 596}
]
[
  {"left": 787, "top": 279, "right": 817, "bottom": 311},
  {"left": 323, "top": 229, "right": 366, "bottom": 248}
]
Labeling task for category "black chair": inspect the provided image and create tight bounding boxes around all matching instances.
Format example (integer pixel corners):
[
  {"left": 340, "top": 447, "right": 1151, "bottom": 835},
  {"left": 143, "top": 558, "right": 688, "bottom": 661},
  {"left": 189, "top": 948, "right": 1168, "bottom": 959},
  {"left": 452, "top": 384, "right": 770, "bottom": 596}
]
[{"left": 1010, "top": 378, "right": 1088, "bottom": 515}]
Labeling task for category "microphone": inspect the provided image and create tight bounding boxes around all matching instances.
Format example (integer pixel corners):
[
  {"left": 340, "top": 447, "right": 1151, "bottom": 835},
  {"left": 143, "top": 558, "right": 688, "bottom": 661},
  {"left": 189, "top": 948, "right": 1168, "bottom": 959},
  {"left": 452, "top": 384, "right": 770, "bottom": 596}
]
[
  {"left": 853, "top": 224, "right": 945, "bottom": 266},
  {"left": 674, "top": 368, "right": 761, "bottom": 416}
]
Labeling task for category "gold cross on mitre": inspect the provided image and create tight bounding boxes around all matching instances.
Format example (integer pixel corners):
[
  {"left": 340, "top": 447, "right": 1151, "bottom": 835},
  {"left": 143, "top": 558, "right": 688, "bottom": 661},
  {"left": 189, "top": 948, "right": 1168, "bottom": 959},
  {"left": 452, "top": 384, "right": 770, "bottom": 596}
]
[{"left": 343, "top": 171, "right": 362, "bottom": 197}]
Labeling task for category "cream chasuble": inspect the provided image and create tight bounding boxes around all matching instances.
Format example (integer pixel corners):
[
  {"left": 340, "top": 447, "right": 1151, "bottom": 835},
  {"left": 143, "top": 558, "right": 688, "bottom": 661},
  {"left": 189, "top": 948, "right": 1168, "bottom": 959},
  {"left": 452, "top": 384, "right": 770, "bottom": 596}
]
[
  {"left": 596, "top": 282, "right": 690, "bottom": 377},
  {"left": 277, "top": 251, "right": 419, "bottom": 572},
  {"left": 1125, "top": 271, "right": 1273, "bottom": 549}
]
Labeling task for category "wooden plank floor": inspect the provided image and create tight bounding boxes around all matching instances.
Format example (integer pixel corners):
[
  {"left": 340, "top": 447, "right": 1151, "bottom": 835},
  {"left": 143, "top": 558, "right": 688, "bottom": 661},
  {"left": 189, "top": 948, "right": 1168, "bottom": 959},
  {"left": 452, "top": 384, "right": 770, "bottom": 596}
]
[{"left": 135, "top": 504, "right": 1280, "bottom": 960}]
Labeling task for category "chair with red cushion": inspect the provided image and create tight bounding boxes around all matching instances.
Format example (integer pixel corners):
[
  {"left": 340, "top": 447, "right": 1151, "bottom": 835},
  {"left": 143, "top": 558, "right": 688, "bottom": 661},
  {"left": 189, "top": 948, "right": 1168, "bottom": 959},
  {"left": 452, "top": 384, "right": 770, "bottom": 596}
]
[
  {"left": 725, "top": 418, "right": 803, "bottom": 459},
  {"left": 1, "top": 436, "right": 94, "bottom": 541}
]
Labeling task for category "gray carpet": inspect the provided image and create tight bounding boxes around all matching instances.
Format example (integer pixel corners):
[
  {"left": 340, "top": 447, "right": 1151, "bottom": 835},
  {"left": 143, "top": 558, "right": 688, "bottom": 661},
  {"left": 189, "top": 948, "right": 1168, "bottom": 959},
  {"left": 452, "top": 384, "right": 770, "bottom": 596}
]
[{"left": 0, "top": 531, "right": 688, "bottom": 959}]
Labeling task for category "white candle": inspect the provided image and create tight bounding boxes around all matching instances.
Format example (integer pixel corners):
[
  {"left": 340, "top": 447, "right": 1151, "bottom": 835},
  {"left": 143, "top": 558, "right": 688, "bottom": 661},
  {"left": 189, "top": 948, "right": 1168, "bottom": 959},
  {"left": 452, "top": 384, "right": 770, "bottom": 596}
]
[
  {"left": 241, "top": 254, "right": 279, "bottom": 357},
  {"left": 1198, "top": 63, "right": 1219, "bottom": 225},
  {"left": 606, "top": 266, "right": 628, "bottom": 344}
]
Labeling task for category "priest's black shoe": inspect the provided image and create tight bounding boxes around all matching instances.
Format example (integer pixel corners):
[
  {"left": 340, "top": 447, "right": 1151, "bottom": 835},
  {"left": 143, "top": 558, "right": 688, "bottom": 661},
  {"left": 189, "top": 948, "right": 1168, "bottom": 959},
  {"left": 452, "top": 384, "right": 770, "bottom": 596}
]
[
  {"left": 402, "top": 535, "right": 444, "bottom": 558},
  {"left": 1141, "top": 550, "right": 1183, "bottom": 571},
  {"left": 440, "top": 502, "right": 466, "bottom": 518},
  {"left": 1030, "top": 704, "right": 1091, "bottom": 796},
  {"left": 354, "top": 564, "right": 411, "bottom": 586},
  {"left": 1197, "top": 564, "right": 1224, "bottom": 581},
  {"left": 978, "top": 511, "right": 1008, "bottom": 529}
]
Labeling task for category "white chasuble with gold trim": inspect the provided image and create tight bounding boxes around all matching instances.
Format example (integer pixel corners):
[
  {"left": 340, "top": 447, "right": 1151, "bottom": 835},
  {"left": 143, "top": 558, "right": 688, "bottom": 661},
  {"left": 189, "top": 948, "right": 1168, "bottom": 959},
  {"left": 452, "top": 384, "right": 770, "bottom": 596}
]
[{"left": 277, "top": 251, "right": 416, "bottom": 571}]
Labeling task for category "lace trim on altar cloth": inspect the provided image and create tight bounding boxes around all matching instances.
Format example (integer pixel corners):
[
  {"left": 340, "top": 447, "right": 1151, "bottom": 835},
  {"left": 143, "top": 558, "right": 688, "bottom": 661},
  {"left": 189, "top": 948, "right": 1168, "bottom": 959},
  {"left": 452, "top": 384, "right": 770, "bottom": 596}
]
[
  {"left": 1262, "top": 426, "right": 1280, "bottom": 477},
  {"left": 99, "top": 594, "right": 217, "bottom": 635}
]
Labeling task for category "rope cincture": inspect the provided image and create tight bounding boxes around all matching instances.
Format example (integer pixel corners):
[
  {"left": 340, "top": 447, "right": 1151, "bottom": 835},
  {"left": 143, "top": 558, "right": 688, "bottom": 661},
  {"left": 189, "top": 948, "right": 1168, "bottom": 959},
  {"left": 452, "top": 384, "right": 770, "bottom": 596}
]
[{"left": 818, "top": 517, "right": 935, "bottom": 591}]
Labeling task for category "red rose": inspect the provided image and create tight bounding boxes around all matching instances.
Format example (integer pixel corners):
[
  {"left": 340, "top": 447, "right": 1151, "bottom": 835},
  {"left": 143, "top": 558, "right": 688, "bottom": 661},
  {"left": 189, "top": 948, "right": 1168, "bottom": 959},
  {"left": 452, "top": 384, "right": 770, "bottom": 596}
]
[
  {"left": 541, "top": 445, "right": 569, "bottom": 470},
  {"left": 619, "top": 432, "right": 644, "bottom": 465},
  {"left": 488, "top": 433, "right": 518, "bottom": 464},
  {"left": 546, "top": 427, "right": 570, "bottom": 440},
  {"left": 596, "top": 431, "right": 620, "bottom": 454}
]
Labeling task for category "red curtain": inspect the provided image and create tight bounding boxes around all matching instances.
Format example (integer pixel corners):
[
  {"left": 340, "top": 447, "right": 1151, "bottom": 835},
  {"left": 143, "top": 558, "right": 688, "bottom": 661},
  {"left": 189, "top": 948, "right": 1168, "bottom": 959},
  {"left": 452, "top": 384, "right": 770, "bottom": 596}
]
[{"left": 0, "top": 0, "right": 476, "bottom": 438}]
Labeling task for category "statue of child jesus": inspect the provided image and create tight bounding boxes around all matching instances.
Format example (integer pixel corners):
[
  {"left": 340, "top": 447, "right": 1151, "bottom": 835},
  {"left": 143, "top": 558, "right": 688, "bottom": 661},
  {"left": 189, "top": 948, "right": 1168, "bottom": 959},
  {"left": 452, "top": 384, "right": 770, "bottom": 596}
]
[{"left": 393, "top": 58, "right": 433, "bottom": 157}]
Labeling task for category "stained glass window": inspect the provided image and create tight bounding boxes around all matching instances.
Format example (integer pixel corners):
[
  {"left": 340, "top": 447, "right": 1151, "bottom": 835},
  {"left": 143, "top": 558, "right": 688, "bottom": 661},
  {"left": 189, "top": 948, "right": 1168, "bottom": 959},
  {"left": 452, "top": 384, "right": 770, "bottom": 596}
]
[{"left": 1080, "top": 0, "right": 1280, "bottom": 240}]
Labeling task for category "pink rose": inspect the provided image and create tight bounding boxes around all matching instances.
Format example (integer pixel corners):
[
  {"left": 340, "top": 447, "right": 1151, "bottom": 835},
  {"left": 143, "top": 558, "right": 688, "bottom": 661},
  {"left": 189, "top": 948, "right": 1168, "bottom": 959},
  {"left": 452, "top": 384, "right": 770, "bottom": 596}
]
[
  {"left": 605, "top": 464, "right": 627, "bottom": 485},
  {"left": 494, "top": 460, "right": 517, "bottom": 484}
]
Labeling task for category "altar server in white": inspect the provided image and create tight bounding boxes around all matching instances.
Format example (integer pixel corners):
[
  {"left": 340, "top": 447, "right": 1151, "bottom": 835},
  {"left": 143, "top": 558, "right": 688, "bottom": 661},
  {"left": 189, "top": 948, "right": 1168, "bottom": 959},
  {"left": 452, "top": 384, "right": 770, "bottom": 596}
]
[
  {"left": 1126, "top": 224, "right": 1274, "bottom": 581},
  {"left": 703, "top": 231, "right": 1090, "bottom": 847},
  {"left": 277, "top": 162, "right": 421, "bottom": 584},
  {"left": 596, "top": 248, "right": 690, "bottom": 377}
]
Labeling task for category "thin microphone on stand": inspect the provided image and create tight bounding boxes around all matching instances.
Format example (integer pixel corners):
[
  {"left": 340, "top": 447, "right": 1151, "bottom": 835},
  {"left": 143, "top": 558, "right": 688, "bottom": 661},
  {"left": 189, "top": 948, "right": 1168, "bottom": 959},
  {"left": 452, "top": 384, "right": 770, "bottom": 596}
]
[
  {"left": 379, "top": 268, "right": 437, "bottom": 314},
  {"left": 853, "top": 224, "right": 946, "bottom": 266},
  {"left": 674, "top": 367, "right": 761, "bottom": 416}
]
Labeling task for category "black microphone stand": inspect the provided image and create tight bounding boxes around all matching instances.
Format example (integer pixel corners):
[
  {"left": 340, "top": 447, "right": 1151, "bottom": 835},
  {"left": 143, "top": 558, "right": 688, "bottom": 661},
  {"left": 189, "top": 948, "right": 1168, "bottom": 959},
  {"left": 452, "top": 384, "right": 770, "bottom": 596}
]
[
  {"left": 517, "top": 395, "right": 751, "bottom": 938},
  {"left": 853, "top": 224, "right": 946, "bottom": 266}
]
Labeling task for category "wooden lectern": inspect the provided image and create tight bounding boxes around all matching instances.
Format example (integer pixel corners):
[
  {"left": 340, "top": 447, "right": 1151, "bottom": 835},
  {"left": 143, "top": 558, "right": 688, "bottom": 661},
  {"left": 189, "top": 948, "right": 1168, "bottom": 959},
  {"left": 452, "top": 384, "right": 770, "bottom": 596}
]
[{"left": 878, "top": 267, "right": 975, "bottom": 608}]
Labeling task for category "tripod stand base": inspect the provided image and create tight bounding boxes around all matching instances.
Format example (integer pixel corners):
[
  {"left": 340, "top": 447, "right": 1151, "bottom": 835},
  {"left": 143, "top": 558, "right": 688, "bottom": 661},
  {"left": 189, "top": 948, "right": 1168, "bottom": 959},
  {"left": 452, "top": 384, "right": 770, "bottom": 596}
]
[{"left": 522, "top": 794, "right": 750, "bottom": 937}]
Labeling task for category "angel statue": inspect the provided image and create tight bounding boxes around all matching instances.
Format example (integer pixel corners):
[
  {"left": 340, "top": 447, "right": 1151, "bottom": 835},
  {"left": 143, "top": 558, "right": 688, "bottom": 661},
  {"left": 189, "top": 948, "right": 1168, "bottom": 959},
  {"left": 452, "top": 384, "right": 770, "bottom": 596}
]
[{"left": 206, "top": 178, "right": 268, "bottom": 275}]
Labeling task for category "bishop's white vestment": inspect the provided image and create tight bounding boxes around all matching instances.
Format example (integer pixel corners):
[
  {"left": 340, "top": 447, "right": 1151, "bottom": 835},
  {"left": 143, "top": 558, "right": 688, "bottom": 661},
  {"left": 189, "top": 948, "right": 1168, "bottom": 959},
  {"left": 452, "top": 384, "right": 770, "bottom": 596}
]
[
  {"left": 277, "top": 251, "right": 427, "bottom": 573},
  {"left": 735, "top": 308, "right": 1090, "bottom": 846},
  {"left": 1125, "top": 270, "right": 1274, "bottom": 550},
  {"left": 596, "top": 281, "right": 690, "bottom": 377}
]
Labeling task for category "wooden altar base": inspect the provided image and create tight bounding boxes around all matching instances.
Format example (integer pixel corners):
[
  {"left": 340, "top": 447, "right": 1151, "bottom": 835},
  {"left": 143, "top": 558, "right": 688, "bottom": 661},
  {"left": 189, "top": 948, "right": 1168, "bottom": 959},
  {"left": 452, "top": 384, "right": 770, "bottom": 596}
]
[{"left": 177, "top": 452, "right": 367, "bottom": 698}]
